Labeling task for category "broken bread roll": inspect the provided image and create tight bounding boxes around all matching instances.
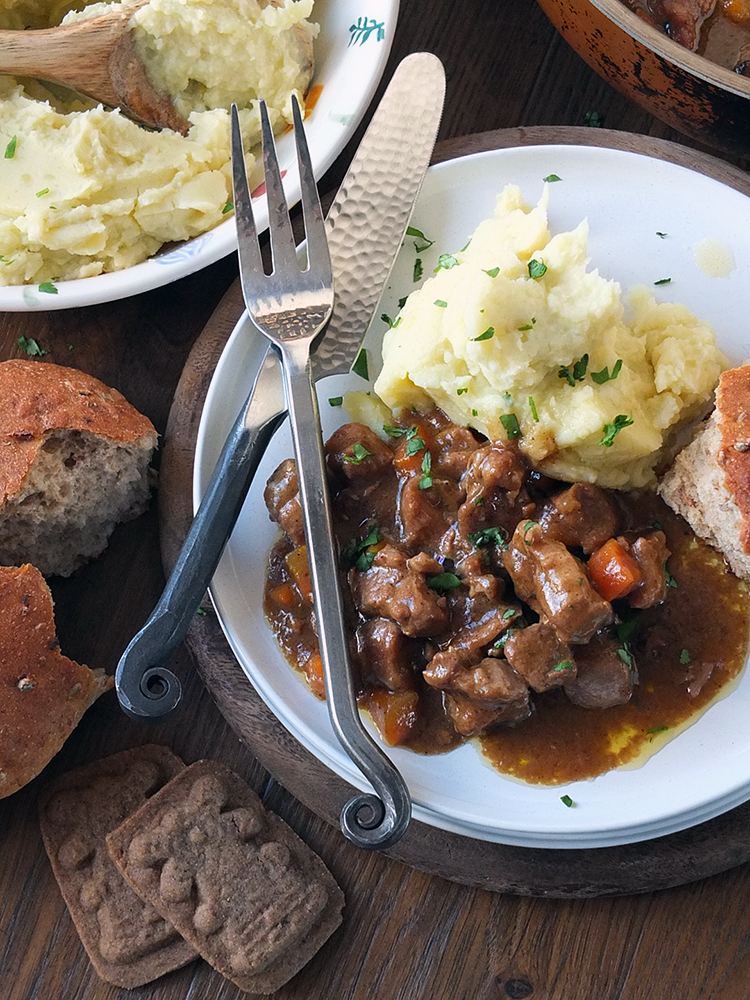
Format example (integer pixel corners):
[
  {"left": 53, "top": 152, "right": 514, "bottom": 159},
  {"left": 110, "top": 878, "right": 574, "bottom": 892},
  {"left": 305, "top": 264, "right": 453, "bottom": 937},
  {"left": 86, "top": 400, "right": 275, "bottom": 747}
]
[
  {"left": 0, "top": 563, "right": 112, "bottom": 799},
  {"left": 0, "top": 360, "right": 158, "bottom": 577},
  {"left": 659, "top": 365, "right": 750, "bottom": 581}
]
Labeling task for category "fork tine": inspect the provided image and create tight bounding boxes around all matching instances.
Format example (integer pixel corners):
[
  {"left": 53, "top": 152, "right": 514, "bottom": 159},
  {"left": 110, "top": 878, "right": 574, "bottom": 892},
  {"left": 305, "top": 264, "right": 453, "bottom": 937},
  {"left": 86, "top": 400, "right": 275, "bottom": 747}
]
[
  {"left": 230, "top": 103, "right": 263, "bottom": 281},
  {"left": 259, "top": 100, "right": 299, "bottom": 275},
  {"left": 291, "top": 95, "right": 331, "bottom": 279}
]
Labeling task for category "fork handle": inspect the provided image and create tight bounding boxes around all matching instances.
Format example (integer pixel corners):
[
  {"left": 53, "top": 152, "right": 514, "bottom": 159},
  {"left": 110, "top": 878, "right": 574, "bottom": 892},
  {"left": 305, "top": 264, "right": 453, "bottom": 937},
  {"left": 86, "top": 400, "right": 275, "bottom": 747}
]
[{"left": 280, "top": 339, "right": 411, "bottom": 850}]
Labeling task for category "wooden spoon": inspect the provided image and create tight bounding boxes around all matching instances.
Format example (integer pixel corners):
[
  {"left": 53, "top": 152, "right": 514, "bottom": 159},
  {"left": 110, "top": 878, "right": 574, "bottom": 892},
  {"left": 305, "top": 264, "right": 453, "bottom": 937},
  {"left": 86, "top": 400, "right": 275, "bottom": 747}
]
[{"left": 0, "top": 0, "right": 189, "bottom": 134}]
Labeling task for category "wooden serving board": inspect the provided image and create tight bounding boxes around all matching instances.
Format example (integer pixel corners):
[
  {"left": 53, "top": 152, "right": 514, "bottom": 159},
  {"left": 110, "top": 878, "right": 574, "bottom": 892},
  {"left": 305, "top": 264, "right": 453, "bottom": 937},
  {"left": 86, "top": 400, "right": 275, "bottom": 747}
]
[{"left": 159, "top": 127, "right": 750, "bottom": 898}]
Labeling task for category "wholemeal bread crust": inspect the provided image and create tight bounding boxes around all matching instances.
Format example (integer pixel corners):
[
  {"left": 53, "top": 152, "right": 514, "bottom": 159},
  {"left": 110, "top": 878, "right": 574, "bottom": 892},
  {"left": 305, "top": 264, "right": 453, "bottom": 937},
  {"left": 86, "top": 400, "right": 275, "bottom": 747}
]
[
  {"left": 658, "top": 365, "right": 750, "bottom": 581},
  {"left": 0, "top": 359, "right": 157, "bottom": 504},
  {"left": 0, "top": 563, "right": 112, "bottom": 798}
]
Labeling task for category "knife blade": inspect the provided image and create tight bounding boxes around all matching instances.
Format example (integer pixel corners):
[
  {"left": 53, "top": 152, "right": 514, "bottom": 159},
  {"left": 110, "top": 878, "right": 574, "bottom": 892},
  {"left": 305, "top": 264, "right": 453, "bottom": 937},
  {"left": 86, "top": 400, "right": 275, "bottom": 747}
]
[{"left": 115, "top": 52, "right": 446, "bottom": 722}]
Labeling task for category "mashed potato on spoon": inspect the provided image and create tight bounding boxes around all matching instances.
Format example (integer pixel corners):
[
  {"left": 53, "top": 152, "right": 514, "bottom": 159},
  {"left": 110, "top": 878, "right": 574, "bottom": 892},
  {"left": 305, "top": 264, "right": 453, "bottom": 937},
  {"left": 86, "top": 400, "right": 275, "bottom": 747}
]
[
  {"left": 0, "top": 0, "right": 316, "bottom": 285},
  {"left": 373, "top": 185, "right": 725, "bottom": 489}
]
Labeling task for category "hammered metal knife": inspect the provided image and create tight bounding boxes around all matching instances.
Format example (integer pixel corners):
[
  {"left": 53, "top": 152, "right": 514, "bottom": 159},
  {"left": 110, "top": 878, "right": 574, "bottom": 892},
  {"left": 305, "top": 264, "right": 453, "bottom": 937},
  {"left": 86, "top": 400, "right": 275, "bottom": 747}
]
[{"left": 115, "top": 53, "right": 445, "bottom": 739}]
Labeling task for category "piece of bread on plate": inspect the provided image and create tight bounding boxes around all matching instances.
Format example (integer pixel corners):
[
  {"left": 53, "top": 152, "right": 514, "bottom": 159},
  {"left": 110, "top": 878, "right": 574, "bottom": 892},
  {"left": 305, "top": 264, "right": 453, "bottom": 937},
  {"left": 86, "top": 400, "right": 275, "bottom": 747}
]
[
  {"left": 0, "top": 563, "right": 112, "bottom": 799},
  {"left": 0, "top": 359, "right": 158, "bottom": 577},
  {"left": 659, "top": 364, "right": 750, "bottom": 581}
]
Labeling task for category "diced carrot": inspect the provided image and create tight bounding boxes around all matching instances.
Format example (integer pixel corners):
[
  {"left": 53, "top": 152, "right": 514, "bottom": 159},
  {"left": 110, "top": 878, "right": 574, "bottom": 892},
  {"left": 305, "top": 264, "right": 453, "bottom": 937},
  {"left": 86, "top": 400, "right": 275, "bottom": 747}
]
[
  {"left": 392, "top": 421, "right": 433, "bottom": 476},
  {"left": 269, "top": 582, "right": 296, "bottom": 609},
  {"left": 588, "top": 537, "right": 643, "bottom": 602},
  {"left": 366, "top": 688, "right": 419, "bottom": 746},
  {"left": 302, "top": 652, "right": 326, "bottom": 700},
  {"left": 285, "top": 545, "right": 313, "bottom": 603}
]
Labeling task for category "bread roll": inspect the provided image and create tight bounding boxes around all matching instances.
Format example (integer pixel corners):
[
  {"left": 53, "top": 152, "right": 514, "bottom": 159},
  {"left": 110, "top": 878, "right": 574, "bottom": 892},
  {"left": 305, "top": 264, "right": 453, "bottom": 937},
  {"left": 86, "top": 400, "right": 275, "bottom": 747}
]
[
  {"left": 0, "top": 563, "right": 112, "bottom": 799},
  {"left": 0, "top": 360, "right": 158, "bottom": 577},
  {"left": 659, "top": 365, "right": 750, "bottom": 581}
]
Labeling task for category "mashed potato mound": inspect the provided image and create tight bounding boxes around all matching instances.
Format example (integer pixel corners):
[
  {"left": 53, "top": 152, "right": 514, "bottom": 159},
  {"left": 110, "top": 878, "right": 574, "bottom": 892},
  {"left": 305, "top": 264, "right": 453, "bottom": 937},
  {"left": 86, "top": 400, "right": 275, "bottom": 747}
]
[
  {"left": 0, "top": 0, "right": 316, "bottom": 285},
  {"left": 374, "top": 185, "right": 726, "bottom": 489}
]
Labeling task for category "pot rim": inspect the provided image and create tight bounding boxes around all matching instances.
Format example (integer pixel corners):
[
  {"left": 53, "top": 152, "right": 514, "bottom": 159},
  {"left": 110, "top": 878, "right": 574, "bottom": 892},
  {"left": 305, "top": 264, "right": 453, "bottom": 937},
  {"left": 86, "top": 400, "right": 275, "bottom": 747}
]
[{"left": 590, "top": 0, "right": 750, "bottom": 99}]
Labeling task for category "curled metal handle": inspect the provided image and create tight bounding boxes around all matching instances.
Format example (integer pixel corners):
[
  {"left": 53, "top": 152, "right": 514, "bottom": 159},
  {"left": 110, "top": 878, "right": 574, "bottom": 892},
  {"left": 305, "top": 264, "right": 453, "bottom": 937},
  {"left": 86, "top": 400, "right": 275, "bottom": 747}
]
[{"left": 115, "top": 346, "right": 285, "bottom": 721}]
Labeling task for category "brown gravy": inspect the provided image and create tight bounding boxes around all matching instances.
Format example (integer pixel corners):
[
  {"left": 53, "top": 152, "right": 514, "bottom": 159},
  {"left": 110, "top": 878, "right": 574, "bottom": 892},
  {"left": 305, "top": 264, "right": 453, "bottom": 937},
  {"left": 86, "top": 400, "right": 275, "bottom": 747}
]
[{"left": 264, "top": 487, "right": 749, "bottom": 785}]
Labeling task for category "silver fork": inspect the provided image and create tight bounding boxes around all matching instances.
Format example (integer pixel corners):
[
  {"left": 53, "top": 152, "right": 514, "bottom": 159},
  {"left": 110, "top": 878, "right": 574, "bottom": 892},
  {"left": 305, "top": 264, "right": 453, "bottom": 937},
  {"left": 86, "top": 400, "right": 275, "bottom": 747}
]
[{"left": 231, "top": 99, "right": 411, "bottom": 850}]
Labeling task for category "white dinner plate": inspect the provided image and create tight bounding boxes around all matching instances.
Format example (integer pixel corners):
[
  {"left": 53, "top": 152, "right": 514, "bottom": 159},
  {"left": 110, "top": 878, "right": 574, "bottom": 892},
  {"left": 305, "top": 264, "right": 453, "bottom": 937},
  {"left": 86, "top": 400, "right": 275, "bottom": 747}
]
[
  {"left": 0, "top": 0, "right": 398, "bottom": 311},
  {"left": 196, "top": 144, "right": 750, "bottom": 849}
]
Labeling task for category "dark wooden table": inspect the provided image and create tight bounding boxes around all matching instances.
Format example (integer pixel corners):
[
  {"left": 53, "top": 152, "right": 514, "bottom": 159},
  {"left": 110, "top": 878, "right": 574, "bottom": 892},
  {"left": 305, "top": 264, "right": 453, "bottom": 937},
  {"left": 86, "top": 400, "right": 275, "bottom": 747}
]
[{"left": 2, "top": 3, "right": 750, "bottom": 998}]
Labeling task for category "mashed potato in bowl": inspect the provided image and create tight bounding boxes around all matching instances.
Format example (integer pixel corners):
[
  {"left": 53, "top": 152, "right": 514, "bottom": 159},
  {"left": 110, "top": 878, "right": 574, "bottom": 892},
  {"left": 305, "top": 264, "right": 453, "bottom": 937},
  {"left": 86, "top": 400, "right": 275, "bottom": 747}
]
[
  {"left": 374, "top": 185, "right": 726, "bottom": 489},
  {"left": 0, "top": 0, "right": 316, "bottom": 285}
]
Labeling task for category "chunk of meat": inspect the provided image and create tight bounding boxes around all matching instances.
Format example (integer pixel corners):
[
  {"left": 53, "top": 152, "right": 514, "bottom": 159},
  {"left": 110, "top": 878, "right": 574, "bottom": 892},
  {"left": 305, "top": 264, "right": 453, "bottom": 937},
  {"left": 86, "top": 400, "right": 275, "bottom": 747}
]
[
  {"left": 397, "top": 475, "right": 460, "bottom": 550},
  {"left": 356, "top": 618, "right": 415, "bottom": 692},
  {"left": 563, "top": 633, "right": 634, "bottom": 709},
  {"left": 651, "top": 0, "right": 716, "bottom": 48},
  {"left": 430, "top": 420, "right": 482, "bottom": 479},
  {"left": 504, "top": 522, "right": 614, "bottom": 643},
  {"left": 457, "top": 443, "right": 527, "bottom": 537},
  {"left": 504, "top": 623, "right": 576, "bottom": 692},
  {"left": 621, "top": 531, "right": 670, "bottom": 609},
  {"left": 443, "top": 680, "right": 532, "bottom": 736},
  {"left": 326, "top": 423, "right": 393, "bottom": 479},
  {"left": 540, "top": 483, "right": 620, "bottom": 554},
  {"left": 264, "top": 459, "right": 305, "bottom": 546},
  {"left": 348, "top": 543, "right": 449, "bottom": 638}
]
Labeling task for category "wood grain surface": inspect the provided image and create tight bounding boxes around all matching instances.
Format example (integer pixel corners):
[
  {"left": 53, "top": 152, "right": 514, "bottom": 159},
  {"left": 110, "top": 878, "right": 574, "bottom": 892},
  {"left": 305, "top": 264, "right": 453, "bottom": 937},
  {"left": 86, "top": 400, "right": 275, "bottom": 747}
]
[{"left": 2, "top": 2, "right": 750, "bottom": 999}]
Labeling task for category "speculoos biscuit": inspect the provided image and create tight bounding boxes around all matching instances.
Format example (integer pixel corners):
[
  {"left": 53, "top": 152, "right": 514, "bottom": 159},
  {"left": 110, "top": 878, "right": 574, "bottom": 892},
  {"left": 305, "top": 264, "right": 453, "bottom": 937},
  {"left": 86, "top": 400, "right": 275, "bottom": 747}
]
[
  {"left": 106, "top": 759, "right": 345, "bottom": 994},
  {"left": 38, "top": 745, "right": 198, "bottom": 988}
]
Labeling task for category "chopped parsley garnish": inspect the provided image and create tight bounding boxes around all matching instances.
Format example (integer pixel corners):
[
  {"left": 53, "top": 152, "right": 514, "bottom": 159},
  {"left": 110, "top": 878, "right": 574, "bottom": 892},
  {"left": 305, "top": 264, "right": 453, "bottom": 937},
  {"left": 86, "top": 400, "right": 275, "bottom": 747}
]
[
  {"left": 469, "top": 526, "right": 509, "bottom": 550},
  {"left": 434, "top": 299, "right": 447, "bottom": 308},
  {"left": 664, "top": 563, "right": 678, "bottom": 588},
  {"left": 196, "top": 607, "right": 207, "bottom": 616},
  {"left": 679, "top": 648, "right": 691, "bottom": 664},
  {"left": 381, "top": 313, "right": 401, "bottom": 328},
  {"left": 17, "top": 335, "right": 47, "bottom": 355},
  {"left": 4, "top": 135, "right": 17, "bottom": 158},
  {"left": 553, "top": 661, "right": 573, "bottom": 672},
  {"left": 518, "top": 318, "right": 536, "bottom": 331},
  {"left": 456, "top": 387, "right": 468, "bottom": 396},
  {"left": 560, "top": 794, "right": 574, "bottom": 807},
  {"left": 523, "top": 520, "right": 538, "bottom": 544},
  {"left": 527, "top": 259, "right": 547, "bottom": 279},
  {"left": 583, "top": 110, "right": 604, "bottom": 127},
  {"left": 352, "top": 349, "right": 369, "bottom": 380},
  {"left": 483, "top": 267, "right": 500, "bottom": 278},
  {"left": 35, "top": 188, "right": 50, "bottom": 197},
  {"left": 434, "top": 253, "right": 459, "bottom": 271},
  {"left": 342, "top": 524, "right": 383, "bottom": 571},
  {"left": 413, "top": 258, "right": 423, "bottom": 282},
  {"left": 426, "top": 571, "right": 461, "bottom": 592},
  {"left": 341, "top": 442, "right": 372, "bottom": 465},
  {"left": 328, "top": 396, "right": 343, "bottom": 407},
  {"left": 406, "top": 226, "right": 434, "bottom": 253},
  {"left": 472, "top": 327, "right": 495, "bottom": 342},
  {"left": 543, "top": 173, "right": 562, "bottom": 182},
  {"left": 471, "top": 408, "right": 478, "bottom": 417},
  {"left": 405, "top": 435, "right": 426, "bottom": 456},
  {"left": 383, "top": 424, "right": 406, "bottom": 438},
  {"left": 529, "top": 396, "right": 539, "bottom": 422},
  {"left": 599, "top": 413, "right": 633, "bottom": 447},
  {"left": 617, "top": 643, "right": 635, "bottom": 669},
  {"left": 656, "top": 232, "right": 667, "bottom": 238},
  {"left": 398, "top": 296, "right": 408, "bottom": 308},
  {"left": 647, "top": 725, "right": 668, "bottom": 734},
  {"left": 654, "top": 277, "right": 672, "bottom": 286},
  {"left": 419, "top": 449, "right": 433, "bottom": 490},
  {"left": 502, "top": 607, "right": 517, "bottom": 620},
  {"left": 591, "top": 359, "right": 623, "bottom": 384},
  {"left": 38, "top": 281, "right": 58, "bottom": 295},
  {"left": 558, "top": 354, "right": 589, "bottom": 386},
  {"left": 222, "top": 201, "right": 234, "bottom": 214},
  {"left": 500, "top": 412, "right": 522, "bottom": 440}
]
